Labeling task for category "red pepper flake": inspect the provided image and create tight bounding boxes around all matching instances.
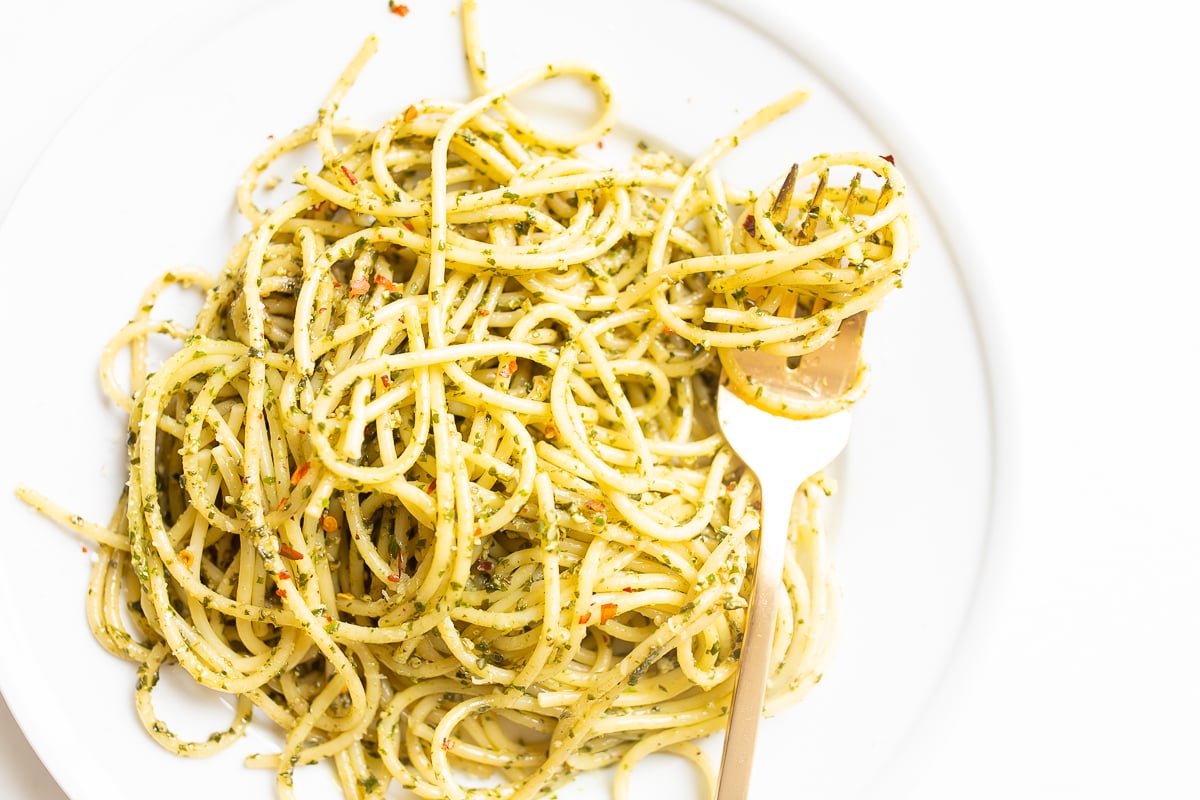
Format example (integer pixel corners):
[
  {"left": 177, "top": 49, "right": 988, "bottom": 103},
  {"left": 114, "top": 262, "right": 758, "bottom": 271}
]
[
  {"left": 474, "top": 559, "right": 494, "bottom": 573},
  {"left": 726, "top": 481, "right": 737, "bottom": 493},
  {"left": 543, "top": 422, "right": 558, "bottom": 440},
  {"left": 340, "top": 164, "right": 359, "bottom": 185},
  {"left": 742, "top": 214, "right": 757, "bottom": 236},
  {"left": 497, "top": 358, "right": 518, "bottom": 379},
  {"left": 349, "top": 276, "right": 370, "bottom": 297},
  {"left": 374, "top": 274, "right": 400, "bottom": 292},
  {"left": 275, "top": 588, "right": 288, "bottom": 598},
  {"left": 290, "top": 461, "right": 311, "bottom": 486},
  {"left": 880, "top": 154, "right": 896, "bottom": 165},
  {"left": 267, "top": 133, "right": 275, "bottom": 140},
  {"left": 622, "top": 586, "right": 634, "bottom": 593},
  {"left": 477, "top": 308, "right": 490, "bottom": 317},
  {"left": 473, "top": 524, "right": 483, "bottom": 538},
  {"left": 425, "top": 478, "right": 437, "bottom": 494},
  {"left": 661, "top": 325, "right": 674, "bottom": 335},
  {"left": 81, "top": 546, "right": 88, "bottom": 554},
  {"left": 387, "top": 573, "right": 402, "bottom": 583},
  {"left": 583, "top": 499, "right": 606, "bottom": 514},
  {"left": 596, "top": 140, "right": 605, "bottom": 149},
  {"left": 578, "top": 611, "right": 592, "bottom": 625},
  {"left": 279, "top": 545, "right": 305, "bottom": 560},
  {"left": 402, "top": 220, "right": 415, "bottom": 231},
  {"left": 380, "top": 373, "right": 392, "bottom": 389},
  {"left": 403, "top": 104, "right": 419, "bottom": 122},
  {"left": 277, "top": 570, "right": 291, "bottom": 581},
  {"left": 321, "top": 515, "right": 339, "bottom": 533},
  {"left": 440, "top": 737, "right": 455, "bottom": 751},
  {"left": 275, "top": 495, "right": 289, "bottom": 511},
  {"left": 600, "top": 603, "right": 618, "bottom": 624}
]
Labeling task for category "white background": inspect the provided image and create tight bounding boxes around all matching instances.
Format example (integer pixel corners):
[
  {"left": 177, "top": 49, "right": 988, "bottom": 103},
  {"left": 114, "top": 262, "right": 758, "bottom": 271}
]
[{"left": 0, "top": 1, "right": 1196, "bottom": 798}]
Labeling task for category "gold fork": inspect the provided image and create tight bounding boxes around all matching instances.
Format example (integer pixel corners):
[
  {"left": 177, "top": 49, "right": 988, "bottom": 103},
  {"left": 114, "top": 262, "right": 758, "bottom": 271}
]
[{"left": 713, "top": 309, "right": 865, "bottom": 799}]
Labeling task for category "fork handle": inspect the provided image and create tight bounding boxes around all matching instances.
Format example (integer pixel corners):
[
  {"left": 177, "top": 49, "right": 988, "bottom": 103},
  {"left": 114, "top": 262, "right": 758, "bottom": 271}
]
[{"left": 715, "top": 478, "right": 797, "bottom": 800}]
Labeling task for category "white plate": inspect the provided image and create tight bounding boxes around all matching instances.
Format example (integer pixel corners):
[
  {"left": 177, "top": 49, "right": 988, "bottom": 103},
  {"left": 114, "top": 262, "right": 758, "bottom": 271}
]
[{"left": 0, "top": 1, "right": 997, "bottom": 797}]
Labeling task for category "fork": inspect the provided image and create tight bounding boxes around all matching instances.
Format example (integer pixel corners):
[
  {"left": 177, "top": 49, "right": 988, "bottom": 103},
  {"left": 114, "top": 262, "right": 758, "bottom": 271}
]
[{"left": 713, "top": 309, "right": 866, "bottom": 800}]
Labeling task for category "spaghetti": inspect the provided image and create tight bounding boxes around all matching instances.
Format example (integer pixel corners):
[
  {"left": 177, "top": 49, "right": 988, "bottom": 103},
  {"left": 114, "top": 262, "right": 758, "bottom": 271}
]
[{"left": 17, "top": 3, "right": 912, "bottom": 798}]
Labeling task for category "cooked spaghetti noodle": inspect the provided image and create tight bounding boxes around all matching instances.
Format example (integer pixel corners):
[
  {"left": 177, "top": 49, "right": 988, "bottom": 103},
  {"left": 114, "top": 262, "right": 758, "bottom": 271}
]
[{"left": 17, "top": 3, "right": 912, "bottom": 798}]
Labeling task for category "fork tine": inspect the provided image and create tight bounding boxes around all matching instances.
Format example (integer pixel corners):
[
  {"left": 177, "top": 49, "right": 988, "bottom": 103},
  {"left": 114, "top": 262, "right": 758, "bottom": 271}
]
[
  {"left": 798, "top": 168, "right": 828, "bottom": 241},
  {"left": 768, "top": 163, "right": 799, "bottom": 223},
  {"left": 842, "top": 171, "right": 862, "bottom": 215}
]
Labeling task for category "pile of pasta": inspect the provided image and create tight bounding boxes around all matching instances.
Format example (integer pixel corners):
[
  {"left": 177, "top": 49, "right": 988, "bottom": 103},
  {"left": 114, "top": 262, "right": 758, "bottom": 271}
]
[{"left": 20, "top": 7, "right": 912, "bottom": 799}]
